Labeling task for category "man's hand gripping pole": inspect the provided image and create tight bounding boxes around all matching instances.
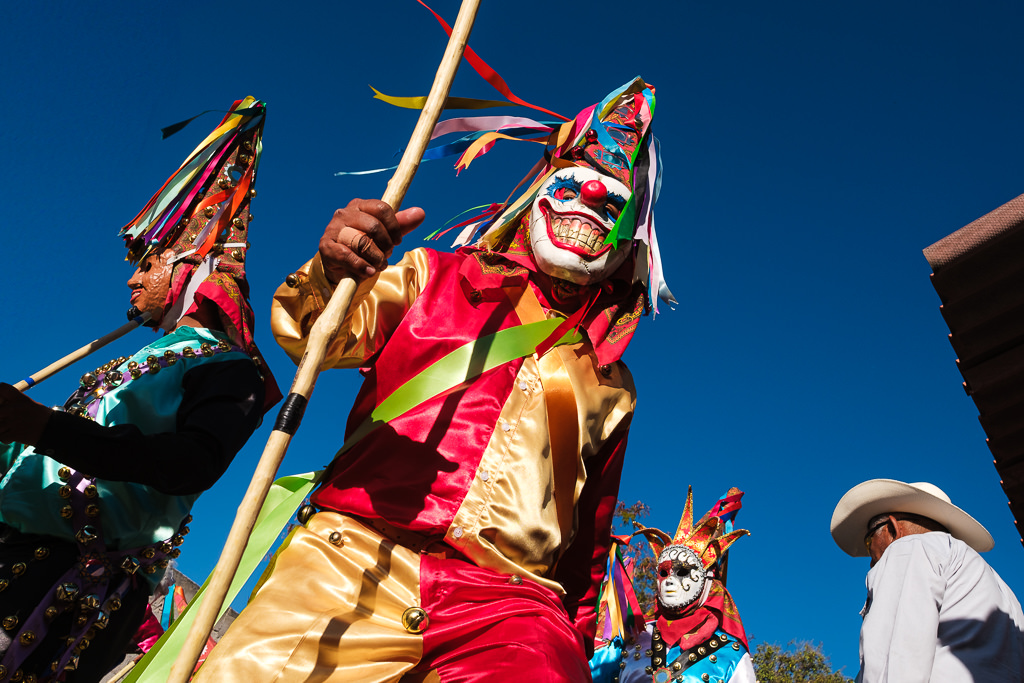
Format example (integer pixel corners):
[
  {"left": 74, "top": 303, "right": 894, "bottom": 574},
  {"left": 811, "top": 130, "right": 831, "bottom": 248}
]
[{"left": 167, "top": 1, "right": 484, "bottom": 680}]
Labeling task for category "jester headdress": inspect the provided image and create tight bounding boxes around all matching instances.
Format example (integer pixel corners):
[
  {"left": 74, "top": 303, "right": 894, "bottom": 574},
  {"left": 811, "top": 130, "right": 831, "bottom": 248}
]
[
  {"left": 436, "top": 77, "right": 675, "bottom": 365},
  {"left": 632, "top": 488, "right": 749, "bottom": 649},
  {"left": 119, "top": 97, "right": 280, "bottom": 410}
]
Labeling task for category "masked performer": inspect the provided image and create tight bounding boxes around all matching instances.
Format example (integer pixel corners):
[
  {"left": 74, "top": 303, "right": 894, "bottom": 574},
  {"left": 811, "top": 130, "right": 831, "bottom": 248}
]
[
  {"left": 0, "top": 98, "right": 280, "bottom": 682},
  {"left": 590, "top": 489, "right": 754, "bottom": 683},
  {"left": 196, "top": 78, "right": 672, "bottom": 683}
]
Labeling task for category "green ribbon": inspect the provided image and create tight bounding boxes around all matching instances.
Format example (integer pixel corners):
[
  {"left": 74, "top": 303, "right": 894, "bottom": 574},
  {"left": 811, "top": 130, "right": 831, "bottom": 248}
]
[
  {"left": 124, "top": 471, "right": 321, "bottom": 682},
  {"left": 335, "top": 316, "right": 581, "bottom": 457},
  {"left": 126, "top": 315, "right": 581, "bottom": 681}
]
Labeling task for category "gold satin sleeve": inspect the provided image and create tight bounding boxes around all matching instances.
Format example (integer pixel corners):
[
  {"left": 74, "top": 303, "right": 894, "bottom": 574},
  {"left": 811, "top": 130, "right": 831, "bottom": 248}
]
[{"left": 271, "top": 249, "right": 433, "bottom": 369}]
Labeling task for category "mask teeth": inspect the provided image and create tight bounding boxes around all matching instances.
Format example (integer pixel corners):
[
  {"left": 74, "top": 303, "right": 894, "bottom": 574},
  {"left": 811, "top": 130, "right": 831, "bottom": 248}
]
[{"left": 551, "top": 216, "right": 605, "bottom": 254}]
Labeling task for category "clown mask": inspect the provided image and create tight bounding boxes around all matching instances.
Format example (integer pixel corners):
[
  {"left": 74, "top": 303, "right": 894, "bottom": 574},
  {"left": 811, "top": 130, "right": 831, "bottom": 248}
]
[
  {"left": 656, "top": 545, "right": 708, "bottom": 615},
  {"left": 528, "top": 167, "right": 632, "bottom": 285}
]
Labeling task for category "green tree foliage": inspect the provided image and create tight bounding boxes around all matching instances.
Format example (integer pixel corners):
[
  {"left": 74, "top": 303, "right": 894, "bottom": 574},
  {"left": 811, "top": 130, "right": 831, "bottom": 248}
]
[
  {"left": 751, "top": 641, "right": 852, "bottom": 683},
  {"left": 612, "top": 501, "right": 658, "bottom": 617}
]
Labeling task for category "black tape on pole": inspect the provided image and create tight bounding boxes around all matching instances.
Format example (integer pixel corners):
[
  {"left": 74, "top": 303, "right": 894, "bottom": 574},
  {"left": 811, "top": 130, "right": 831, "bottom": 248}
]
[{"left": 274, "top": 393, "right": 309, "bottom": 435}]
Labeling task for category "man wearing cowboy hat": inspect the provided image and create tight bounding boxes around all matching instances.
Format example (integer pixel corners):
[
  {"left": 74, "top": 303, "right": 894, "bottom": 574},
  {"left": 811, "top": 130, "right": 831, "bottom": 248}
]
[{"left": 831, "top": 479, "right": 1024, "bottom": 682}]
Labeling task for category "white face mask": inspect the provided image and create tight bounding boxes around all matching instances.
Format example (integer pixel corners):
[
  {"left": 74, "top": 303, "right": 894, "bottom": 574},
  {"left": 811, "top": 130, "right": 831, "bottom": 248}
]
[
  {"left": 528, "top": 167, "right": 632, "bottom": 285},
  {"left": 657, "top": 546, "right": 707, "bottom": 614}
]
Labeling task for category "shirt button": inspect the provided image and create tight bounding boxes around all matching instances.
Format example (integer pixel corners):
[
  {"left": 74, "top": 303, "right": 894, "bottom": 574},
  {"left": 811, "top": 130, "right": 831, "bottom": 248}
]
[
  {"left": 519, "top": 381, "right": 528, "bottom": 392},
  {"left": 501, "top": 421, "right": 512, "bottom": 432},
  {"left": 479, "top": 470, "right": 490, "bottom": 482},
  {"left": 469, "top": 290, "right": 482, "bottom": 303},
  {"left": 452, "top": 526, "right": 464, "bottom": 539}
]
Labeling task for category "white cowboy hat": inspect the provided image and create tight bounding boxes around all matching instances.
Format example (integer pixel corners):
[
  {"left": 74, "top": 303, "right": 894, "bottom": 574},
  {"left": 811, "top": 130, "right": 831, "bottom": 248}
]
[{"left": 830, "top": 479, "right": 994, "bottom": 557}]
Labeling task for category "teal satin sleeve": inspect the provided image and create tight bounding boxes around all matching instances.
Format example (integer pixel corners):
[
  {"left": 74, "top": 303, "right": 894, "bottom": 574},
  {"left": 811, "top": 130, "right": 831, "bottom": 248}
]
[{"left": 590, "top": 636, "right": 625, "bottom": 683}]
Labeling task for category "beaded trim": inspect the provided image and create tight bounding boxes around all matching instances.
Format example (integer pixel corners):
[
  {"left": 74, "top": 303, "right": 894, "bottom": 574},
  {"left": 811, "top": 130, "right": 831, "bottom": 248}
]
[{"left": 65, "top": 338, "right": 241, "bottom": 420}]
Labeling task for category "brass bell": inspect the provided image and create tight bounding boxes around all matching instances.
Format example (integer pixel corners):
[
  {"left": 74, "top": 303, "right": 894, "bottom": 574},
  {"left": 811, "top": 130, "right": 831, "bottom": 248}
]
[
  {"left": 58, "top": 485, "right": 71, "bottom": 499},
  {"left": 200, "top": 343, "right": 214, "bottom": 357},
  {"left": 184, "top": 514, "right": 193, "bottom": 524},
  {"left": 141, "top": 548, "right": 155, "bottom": 559},
  {"left": 18, "top": 631, "right": 35, "bottom": 645},
  {"left": 328, "top": 532, "right": 344, "bottom": 547},
  {"left": 127, "top": 360, "right": 139, "bottom": 371},
  {"left": 11, "top": 563, "right": 26, "bottom": 576},
  {"left": 672, "top": 662, "right": 682, "bottom": 671},
  {"left": 181, "top": 526, "right": 190, "bottom": 536},
  {"left": 129, "top": 368, "right": 142, "bottom": 380},
  {"left": 74, "top": 527, "right": 97, "bottom": 545},
  {"left": 143, "top": 565, "right": 157, "bottom": 574},
  {"left": 232, "top": 217, "right": 244, "bottom": 229},
  {"left": 80, "top": 373, "right": 97, "bottom": 388},
  {"left": 60, "top": 505, "right": 73, "bottom": 519},
  {"left": 171, "top": 534, "right": 185, "bottom": 547},
  {"left": 218, "top": 177, "right": 231, "bottom": 189},
  {"left": 104, "top": 370, "right": 123, "bottom": 387},
  {"left": 0, "top": 580, "right": 8, "bottom": 592},
  {"left": 709, "top": 654, "right": 717, "bottom": 663},
  {"left": 33, "top": 547, "right": 49, "bottom": 560},
  {"left": 106, "top": 596, "right": 122, "bottom": 612},
  {"left": 2, "top": 616, "right": 18, "bottom": 631},
  {"left": 158, "top": 559, "right": 169, "bottom": 569},
  {"left": 58, "top": 467, "right": 72, "bottom": 481},
  {"left": 697, "top": 646, "right": 707, "bottom": 656},
  {"left": 710, "top": 639, "right": 719, "bottom": 649},
  {"left": 169, "top": 548, "right": 181, "bottom": 558},
  {"left": 701, "top": 675, "right": 710, "bottom": 683},
  {"left": 247, "top": 213, "right": 254, "bottom": 222},
  {"left": 231, "top": 248, "right": 244, "bottom": 261},
  {"left": 401, "top": 606, "right": 429, "bottom": 634},
  {"left": 688, "top": 653, "right": 697, "bottom": 663},
  {"left": 285, "top": 273, "right": 300, "bottom": 288},
  {"left": 216, "top": 340, "right": 231, "bottom": 352},
  {"left": 204, "top": 205, "right": 217, "bottom": 218},
  {"left": 9, "top": 669, "right": 22, "bottom": 682},
  {"left": 182, "top": 347, "right": 197, "bottom": 359},
  {"left": 83, "top": 485, "right": 97, "bottom": 499},
  {"left": 44, "top": 607, "right": 58, "bottom": 621},
  {"left": 56, "top": 583, "right": 79, "bottom": 602},
  {"left": 243, "top": 140, "right": 253, "bottom": 151},
  {"left": 164, "top": 350, "right": 178, "bottom": 366},
  {"left": 249, "top": 188, "right": 257, "bottom": 199}
]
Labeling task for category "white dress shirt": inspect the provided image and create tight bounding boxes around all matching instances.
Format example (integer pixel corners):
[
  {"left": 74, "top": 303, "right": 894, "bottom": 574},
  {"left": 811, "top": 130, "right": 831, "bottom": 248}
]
[{"left": 858, "top": 531, "right": 1024, "bottom": 682}]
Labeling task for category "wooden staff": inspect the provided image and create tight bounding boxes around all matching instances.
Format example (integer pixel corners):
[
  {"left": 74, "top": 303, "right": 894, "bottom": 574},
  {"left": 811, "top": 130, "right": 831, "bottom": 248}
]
[
  {"left": 166, "top": 2, "right": 483, "bottom": 679},
  {"left": 12, "top": 313, "right": 151, "bottom": 391}
]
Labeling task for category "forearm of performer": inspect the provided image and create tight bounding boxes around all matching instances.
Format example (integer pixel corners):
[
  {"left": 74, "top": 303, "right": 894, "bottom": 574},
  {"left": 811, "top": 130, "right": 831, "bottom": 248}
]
[
  {"left": 35, "top": 359, "right": 264, "bottom": 495},
  {"left": 272, "top": 249, "right": 431, "bottom": 368},
  {"left": 554, "top": 426, "right": 630, "bottom": 656}
]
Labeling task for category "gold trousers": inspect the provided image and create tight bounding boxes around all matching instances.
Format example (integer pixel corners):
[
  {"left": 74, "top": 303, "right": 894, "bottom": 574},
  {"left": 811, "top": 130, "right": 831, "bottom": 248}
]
[{"left": 193, "top": 512, "right": 433, "bottom": 683}]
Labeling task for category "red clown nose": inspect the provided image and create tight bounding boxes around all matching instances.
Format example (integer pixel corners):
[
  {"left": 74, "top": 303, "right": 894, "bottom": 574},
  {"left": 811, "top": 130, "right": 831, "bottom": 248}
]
[{"left": 580, "top": 179, "right": 607, "bottom": 208}]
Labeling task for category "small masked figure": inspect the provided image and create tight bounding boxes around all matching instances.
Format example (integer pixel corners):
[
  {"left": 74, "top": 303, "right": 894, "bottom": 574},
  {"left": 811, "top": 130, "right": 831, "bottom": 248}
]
[{"left": 590, "top": 488, "right": 755, "bottom": 683}]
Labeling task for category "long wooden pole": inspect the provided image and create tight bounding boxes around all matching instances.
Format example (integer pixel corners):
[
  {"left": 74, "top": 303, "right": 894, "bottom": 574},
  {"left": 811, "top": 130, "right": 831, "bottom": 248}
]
[
  {"left": 166, "top": 2, "right": 483, "bottom": 680},
  {"left": 12, "top": 313, "right": 150, "bottom": 391}
]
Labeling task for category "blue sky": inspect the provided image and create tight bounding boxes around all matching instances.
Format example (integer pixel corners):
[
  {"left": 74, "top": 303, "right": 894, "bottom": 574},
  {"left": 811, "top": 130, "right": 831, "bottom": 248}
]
[{"left": 4, "top": 0, "right": 1024, "bottom": 675}]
